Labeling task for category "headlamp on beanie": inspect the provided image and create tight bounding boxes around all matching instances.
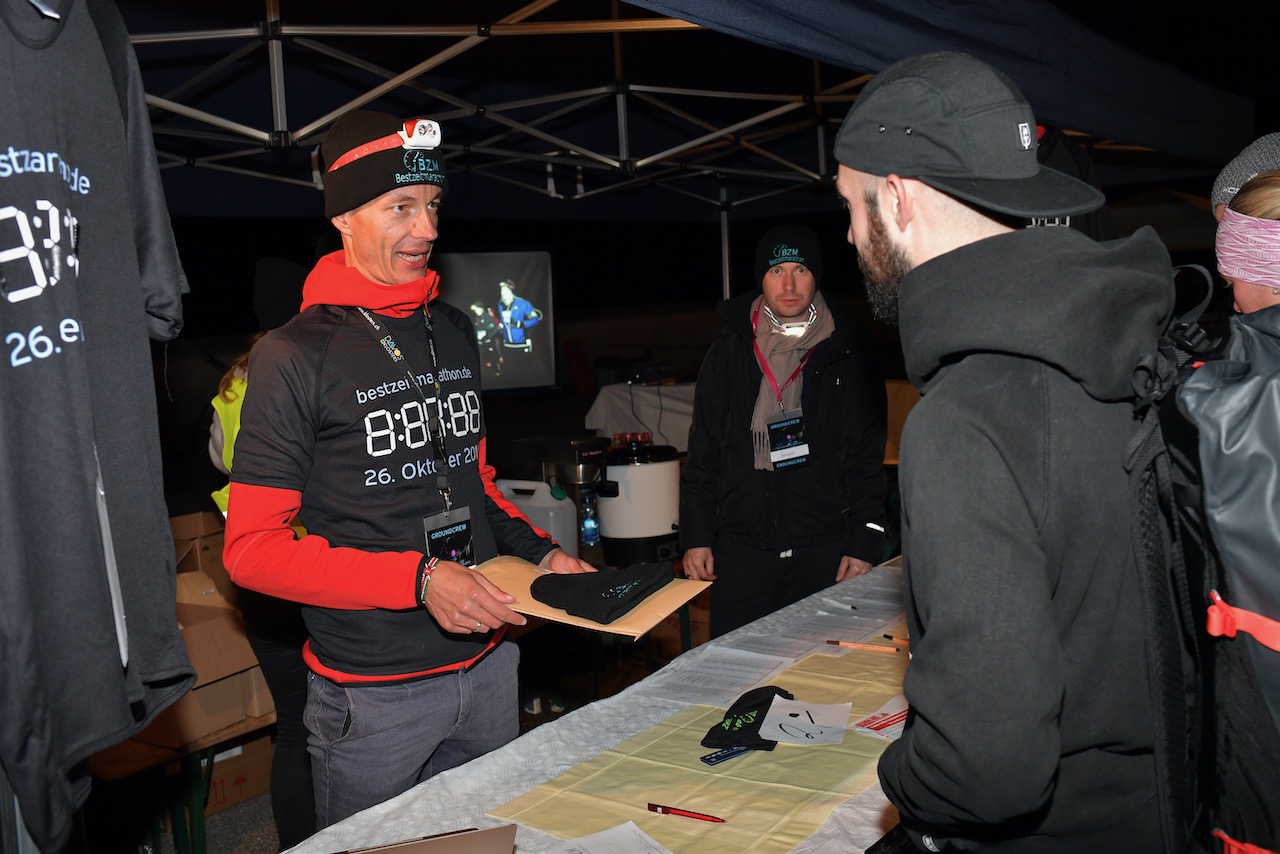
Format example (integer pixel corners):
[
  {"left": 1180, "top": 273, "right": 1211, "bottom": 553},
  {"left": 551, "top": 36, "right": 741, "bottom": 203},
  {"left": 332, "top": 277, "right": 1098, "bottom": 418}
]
[{"left": 321, "top": 110, "right": 449, "bottom": 219}]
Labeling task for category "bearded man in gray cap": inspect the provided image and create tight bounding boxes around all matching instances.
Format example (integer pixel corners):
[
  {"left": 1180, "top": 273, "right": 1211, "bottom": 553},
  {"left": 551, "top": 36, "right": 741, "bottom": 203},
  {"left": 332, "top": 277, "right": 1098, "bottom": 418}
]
[
  {"left": 224, "top": 110, "right": 593, "bottom": 830},
  {"left": 681, "top": 224, "right": 888, "bottom": 638},
  {"left": 834, "top": 53, "right": 1183, "bottom": 852}
]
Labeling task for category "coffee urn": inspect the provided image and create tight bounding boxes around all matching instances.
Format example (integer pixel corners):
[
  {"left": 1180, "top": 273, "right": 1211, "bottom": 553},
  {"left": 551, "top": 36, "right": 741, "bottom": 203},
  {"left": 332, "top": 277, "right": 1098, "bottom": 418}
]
[{"left": 598, "top": 440, "right": 680, "bottom": 567}]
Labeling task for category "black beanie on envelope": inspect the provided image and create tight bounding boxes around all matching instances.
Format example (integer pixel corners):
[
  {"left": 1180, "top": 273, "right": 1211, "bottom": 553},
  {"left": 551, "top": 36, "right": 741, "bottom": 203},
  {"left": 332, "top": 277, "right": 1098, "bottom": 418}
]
[{"left": 529, "top": 561, "right": 672, "bottom": 624}]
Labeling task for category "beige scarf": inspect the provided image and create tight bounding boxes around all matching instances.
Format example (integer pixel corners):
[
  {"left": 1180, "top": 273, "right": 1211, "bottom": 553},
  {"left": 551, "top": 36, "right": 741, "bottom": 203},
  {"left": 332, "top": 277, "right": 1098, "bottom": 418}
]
[{"left": 750, "top": 291, "right": 835, "bottom": 469}]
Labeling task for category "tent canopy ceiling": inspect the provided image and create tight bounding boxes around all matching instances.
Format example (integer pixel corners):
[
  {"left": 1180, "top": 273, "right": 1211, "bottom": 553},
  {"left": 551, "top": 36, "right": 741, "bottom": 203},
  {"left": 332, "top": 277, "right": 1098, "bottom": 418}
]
[{"left": 117, "top": 0, "right": 1256, "bottom": 222}]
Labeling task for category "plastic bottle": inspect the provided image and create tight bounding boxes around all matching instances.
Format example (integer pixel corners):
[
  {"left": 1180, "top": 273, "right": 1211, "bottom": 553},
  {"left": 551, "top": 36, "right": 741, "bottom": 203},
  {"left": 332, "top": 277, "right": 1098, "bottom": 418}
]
[{"left": 580, "top": 488, "right": 600, "bottom": 547}]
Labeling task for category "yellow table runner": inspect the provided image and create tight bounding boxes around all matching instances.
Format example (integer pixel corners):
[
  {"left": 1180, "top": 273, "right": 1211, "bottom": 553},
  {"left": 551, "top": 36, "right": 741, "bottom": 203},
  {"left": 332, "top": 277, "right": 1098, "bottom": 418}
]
[{"left": 491, "top": 641, "right": 907, "bottom": 852}]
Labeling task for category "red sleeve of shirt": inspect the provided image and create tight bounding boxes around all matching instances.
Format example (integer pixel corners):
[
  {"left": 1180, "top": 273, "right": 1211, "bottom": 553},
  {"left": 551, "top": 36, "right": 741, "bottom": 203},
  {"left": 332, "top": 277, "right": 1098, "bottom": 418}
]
[
  {"left": 223, "top": 481, "right": 420, "bottom": 610},
  {"left": 477, "top": 436, "right": 552, "bottom": 541}
]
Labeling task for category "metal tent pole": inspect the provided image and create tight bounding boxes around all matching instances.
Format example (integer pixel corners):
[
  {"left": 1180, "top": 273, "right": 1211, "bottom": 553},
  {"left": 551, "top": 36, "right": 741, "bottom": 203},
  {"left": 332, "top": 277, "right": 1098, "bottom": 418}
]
[{"left": 719, "top": 182, "right": 731, "bottom": 300}]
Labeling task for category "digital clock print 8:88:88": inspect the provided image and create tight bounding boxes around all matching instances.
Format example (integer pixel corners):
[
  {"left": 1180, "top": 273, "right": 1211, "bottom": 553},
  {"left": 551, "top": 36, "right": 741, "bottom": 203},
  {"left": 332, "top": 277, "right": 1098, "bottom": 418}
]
[
  {"left": 1, "top": 201, "right": 78, "bottom": 304},
  {"left": 363, "top": 390, "right": 482, "bottom": 458}
]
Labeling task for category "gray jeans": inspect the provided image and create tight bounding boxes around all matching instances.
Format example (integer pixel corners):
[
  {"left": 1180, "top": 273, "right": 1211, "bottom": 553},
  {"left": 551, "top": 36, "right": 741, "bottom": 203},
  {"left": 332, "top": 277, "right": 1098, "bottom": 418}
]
[{"left": 306, "top": 640, "right": 519, "bottom": 828}]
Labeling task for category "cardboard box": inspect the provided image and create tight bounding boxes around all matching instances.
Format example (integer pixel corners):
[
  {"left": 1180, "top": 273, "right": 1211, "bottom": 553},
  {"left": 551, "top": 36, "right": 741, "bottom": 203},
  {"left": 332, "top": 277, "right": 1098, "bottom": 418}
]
[
  {"left": 204, "top": 735, "right": 272, "bottom": 817},
  {"left": 178, "top": 532, "right": 236, "bottom": 606},
  {"left": 162, "top": 735, "right": 273, "bottom": 829},
  {"left": 175, "top": 569, "right": 233, "bottom": 609},
  {"left": 240, "top": 665, "right": 276, "bottom": 718},
  {"left": 137, "top": 572, "right": 259, "bottom": 747},
  {"left": 171, "top": 512, "right": 237, "bottom": 606},
  {"left": 169, "top": 510, "right": 224, "bottom": 546}
]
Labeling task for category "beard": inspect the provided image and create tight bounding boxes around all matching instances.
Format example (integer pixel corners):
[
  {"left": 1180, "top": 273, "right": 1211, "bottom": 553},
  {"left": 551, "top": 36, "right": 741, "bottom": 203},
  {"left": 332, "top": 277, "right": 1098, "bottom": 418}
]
[{"left": 858, "top": 191, "right": 914, "bottom": 327}]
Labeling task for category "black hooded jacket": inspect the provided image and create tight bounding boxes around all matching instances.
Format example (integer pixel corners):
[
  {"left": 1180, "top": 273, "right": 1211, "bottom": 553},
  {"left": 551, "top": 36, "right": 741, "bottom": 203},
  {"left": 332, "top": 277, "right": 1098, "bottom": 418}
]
[
  {"left": 680, "top": 290, "right": 888, "bottom": 562},
  {"left": 879, "top": 225, "right": 1175, "bottom": 848}
]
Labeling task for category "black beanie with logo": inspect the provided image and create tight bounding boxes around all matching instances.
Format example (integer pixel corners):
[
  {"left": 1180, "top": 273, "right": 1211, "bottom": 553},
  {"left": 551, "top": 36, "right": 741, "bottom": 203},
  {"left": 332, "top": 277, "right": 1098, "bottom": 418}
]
[
  {"left": 321, "top": 110, "right": 449, "bottom": 218},
  {"left": 754, "top": 224, "right": 823, "bottom": 288}
]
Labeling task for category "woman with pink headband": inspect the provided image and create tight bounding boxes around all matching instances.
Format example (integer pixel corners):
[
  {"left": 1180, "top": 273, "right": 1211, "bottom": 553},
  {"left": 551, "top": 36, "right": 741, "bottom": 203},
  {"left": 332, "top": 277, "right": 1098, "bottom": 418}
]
[
  {"left": 1177, "top": 168, "right": 1280, "bottom": 854},
  {"left": 1216, "top": 169, "right": 1280, "bottom": 315}
]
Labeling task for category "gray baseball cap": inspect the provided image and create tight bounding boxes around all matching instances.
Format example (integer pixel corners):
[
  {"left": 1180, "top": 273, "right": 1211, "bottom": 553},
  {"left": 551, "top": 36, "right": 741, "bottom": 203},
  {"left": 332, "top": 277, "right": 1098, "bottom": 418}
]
[{"left": 834, "top": 52, "right": 1105, "bottom": 218}]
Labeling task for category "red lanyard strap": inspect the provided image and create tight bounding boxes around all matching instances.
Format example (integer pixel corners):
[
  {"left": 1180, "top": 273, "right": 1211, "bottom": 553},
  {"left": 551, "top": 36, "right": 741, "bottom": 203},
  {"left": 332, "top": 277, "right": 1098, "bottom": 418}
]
[{"left": 752, "top": 303, "right": 812, "bottom": 409}]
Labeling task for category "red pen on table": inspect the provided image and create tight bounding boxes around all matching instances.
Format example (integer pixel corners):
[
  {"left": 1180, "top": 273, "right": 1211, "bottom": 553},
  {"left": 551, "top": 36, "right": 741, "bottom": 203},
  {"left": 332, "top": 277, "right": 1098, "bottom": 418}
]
[{"left": 648, "top": 802, "right": 725, "bottom": 823}]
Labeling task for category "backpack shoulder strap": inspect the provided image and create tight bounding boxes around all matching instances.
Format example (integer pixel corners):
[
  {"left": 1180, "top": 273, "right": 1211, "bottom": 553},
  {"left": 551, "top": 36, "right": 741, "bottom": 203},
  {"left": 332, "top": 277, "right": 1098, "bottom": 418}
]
[{"left": 1125, "top": 263, "right": 1218, "bottom": 853}]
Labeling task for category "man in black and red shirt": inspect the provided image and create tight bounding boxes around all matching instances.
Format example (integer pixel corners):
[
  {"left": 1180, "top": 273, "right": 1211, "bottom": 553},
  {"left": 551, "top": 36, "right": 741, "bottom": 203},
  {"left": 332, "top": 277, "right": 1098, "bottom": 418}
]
[{"left": 224, "top": 110, "right": 594, "bottom": 832}]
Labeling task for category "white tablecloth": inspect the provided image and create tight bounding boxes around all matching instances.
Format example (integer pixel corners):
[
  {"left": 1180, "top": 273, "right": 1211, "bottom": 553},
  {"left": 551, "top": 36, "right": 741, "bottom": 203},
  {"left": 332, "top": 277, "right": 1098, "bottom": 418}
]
[
  {"left": 287, "top": 562, "right": 905, "bottom": 854},
  {"left": 584, "top": 382, "right": 696, "bottom": 452}
]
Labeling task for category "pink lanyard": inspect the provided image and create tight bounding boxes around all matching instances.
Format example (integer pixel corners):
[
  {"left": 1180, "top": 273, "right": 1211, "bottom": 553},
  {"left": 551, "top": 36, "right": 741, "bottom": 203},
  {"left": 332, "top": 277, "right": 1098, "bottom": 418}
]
[{"left": 751, "top": 303, "right": 812, "bottom": 410}]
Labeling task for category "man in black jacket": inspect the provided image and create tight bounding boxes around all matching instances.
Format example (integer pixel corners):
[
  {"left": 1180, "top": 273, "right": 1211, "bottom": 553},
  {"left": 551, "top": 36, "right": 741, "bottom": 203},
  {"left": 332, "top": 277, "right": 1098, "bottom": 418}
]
[
  {"left": 834, "top": 51, "right": 1175, "bottom": 852},
  {"left": 680, "top": 224, "right": 888, "bottom": 638}
]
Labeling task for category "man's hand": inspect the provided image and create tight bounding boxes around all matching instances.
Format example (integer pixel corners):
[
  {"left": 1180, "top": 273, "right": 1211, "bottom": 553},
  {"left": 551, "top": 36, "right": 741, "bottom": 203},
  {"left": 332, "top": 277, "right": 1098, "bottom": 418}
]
[
  {"left": 424, "top": 561, "right": 526, "bottom": 634},
  {"left": 682, "top": 546, "right": 715, "bottom": 581},
  {"left": 836, "top": 556, "right": 873, "bottom": 582},
  {"left": 539, "top": 547, "right": 596, "bottom": 574}
]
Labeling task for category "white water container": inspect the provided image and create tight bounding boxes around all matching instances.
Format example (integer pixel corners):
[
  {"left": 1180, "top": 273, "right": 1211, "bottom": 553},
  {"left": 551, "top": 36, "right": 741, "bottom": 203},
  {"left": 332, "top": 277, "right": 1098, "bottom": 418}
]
[{"left": 494, "top": 478, "right": 579, "bottom": 557}]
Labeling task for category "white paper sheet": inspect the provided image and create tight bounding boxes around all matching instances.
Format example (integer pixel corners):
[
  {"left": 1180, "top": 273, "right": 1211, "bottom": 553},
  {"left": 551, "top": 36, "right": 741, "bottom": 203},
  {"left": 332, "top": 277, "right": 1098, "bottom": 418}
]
[
  {"left": 543, "top": 821, "right": 675, "bottom": 854},
  {"left": 759, "top": 696, "right": 852, "bottom": 745},
  {"left": 717, "top": 633, "right": 821, "bottom": 660},
  {"left": 636, "top": 647, "right": 791, "bottom": 706}
]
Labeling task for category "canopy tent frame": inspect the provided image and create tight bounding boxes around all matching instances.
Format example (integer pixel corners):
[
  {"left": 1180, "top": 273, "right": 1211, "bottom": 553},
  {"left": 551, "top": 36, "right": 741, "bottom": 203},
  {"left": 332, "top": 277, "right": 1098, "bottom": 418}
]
[
  {"left": 121, "top": 0, "right": 1252, "bottom": 284},
  {"left": 128, "top": 0, "right": 886, "bottom": 296}
]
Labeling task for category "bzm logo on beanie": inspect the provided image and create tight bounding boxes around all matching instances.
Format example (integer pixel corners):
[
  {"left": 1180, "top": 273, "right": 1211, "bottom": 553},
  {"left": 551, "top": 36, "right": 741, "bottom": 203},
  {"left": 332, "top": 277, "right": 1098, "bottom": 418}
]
[
  {"left": 398, "top": 149, "right": 444, "bottom": 185},
  {"left": 393, "top": 118, "right": 445, "bottom": 186},
  {"left": 769, "top": 242, "right": 805, "bottom": 267}
]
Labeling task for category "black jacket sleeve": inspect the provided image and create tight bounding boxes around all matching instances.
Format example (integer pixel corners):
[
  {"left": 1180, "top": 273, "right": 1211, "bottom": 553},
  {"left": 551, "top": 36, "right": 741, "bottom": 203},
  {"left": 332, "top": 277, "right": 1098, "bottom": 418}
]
[
  {"left": 679, "top": 333, "right": 732, "bottom": 550},
  {"left": 834, "top": 342, "right": 889, "bottom": 562}
]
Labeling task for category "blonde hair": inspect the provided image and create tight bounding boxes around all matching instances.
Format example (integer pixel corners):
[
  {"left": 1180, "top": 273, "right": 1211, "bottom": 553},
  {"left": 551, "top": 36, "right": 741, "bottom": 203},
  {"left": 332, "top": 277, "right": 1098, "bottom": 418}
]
[
  {"left": 217, "top": 331, "right": 269, "bottom": 403},
  {"left": 1229, "top": 169, "right": 1280, "bottom": 221}
]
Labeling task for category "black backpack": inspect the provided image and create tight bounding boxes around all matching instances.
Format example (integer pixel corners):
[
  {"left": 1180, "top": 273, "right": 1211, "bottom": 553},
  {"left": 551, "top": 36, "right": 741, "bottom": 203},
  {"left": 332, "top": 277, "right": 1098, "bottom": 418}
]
[{"left": 1129, "top": 266, "right": 1280, "bottom": 854}]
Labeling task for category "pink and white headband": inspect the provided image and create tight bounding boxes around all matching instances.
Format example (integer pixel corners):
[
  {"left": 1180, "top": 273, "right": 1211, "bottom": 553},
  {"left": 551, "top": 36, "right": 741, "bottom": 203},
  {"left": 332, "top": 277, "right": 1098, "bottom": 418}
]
[{"left": 1217, "top": 206, "right": 1280, "bottom": 290}]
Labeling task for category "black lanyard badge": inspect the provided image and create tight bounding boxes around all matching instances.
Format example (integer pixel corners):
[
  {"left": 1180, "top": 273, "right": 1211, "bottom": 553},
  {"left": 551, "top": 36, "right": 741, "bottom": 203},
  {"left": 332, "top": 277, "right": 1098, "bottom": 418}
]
[
  {"left": 766, "top": 408, "right": 809, "bottom": 470},
  {"left": 424, "top": 506, "right": 475, "bottom": 566},
  {"left": 355, "top": 307, "right": 474, "bottom": 563}
]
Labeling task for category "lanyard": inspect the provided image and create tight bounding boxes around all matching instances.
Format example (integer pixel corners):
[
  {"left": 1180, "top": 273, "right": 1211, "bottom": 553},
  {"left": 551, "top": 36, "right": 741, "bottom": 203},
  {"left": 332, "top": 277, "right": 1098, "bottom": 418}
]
[
  {"left": 751, "top": 302, "right": 813, "bottom": 411},
  {"left": 355, "top": 306, "right": 453, "bottom": 509}
]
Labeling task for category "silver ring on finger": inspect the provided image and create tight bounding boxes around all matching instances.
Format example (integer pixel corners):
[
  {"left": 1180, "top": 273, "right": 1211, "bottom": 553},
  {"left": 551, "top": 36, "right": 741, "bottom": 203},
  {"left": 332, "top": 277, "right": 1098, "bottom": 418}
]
[{"left": 474, "top": 619, "right": 483, "bottom": 633}]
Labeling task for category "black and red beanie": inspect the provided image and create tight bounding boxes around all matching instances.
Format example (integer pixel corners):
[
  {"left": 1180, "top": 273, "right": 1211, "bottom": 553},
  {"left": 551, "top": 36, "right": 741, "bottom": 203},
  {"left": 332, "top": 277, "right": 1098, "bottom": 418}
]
[{"left": 321, "top": 110, "right": 449, "bottom": 218}]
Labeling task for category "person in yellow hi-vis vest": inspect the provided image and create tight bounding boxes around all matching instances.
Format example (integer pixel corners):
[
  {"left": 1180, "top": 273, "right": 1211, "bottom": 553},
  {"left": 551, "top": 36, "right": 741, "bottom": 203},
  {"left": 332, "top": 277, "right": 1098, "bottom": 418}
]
[{"left": 209, "top": 331, "right": 315, "bottom": 850}]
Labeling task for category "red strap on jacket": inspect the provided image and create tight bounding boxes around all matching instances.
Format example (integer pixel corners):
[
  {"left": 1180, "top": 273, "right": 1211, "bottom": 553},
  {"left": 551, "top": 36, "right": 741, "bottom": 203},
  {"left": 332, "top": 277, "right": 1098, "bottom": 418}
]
[
  {"left": 1206, "top": 590, "right": 1280, "bottom": 652},
  {"left": 1213, "top": 828, "right": 1279, "bottom": 854}
]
